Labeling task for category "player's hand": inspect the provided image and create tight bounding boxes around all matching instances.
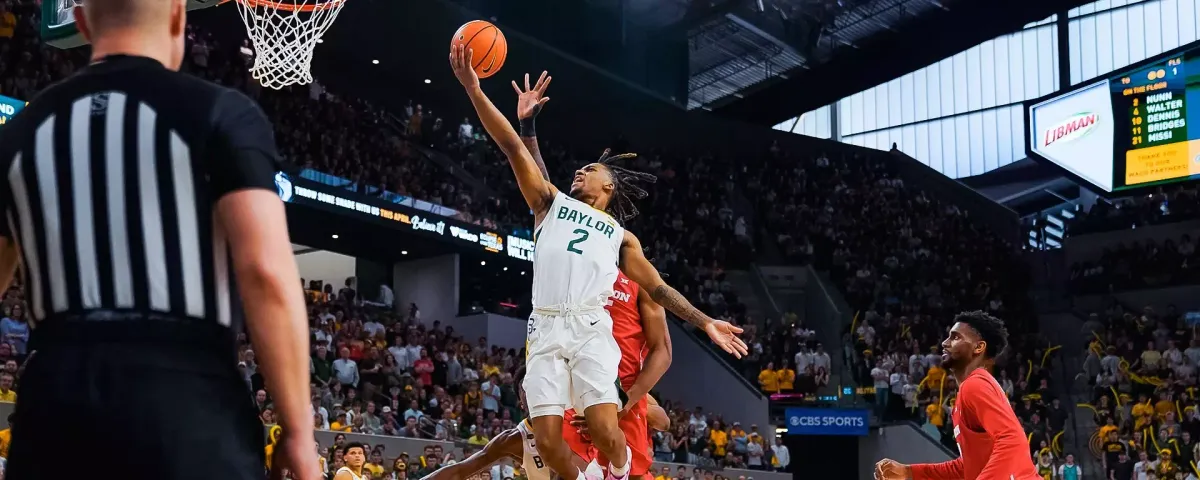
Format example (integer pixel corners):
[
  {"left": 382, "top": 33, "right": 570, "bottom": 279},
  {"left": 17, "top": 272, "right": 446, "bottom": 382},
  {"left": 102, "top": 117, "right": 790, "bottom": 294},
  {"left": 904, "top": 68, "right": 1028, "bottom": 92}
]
[
  {"left": 271, "top": 432, "right": 323, "bottom": 480},
  {"left": 512, "top": 71, "right": 551, "bottom": 120},
  {"left": 704, "top": 320, "right": 748, "bottom": 358},
  {"left": 874, "top": 459, "right": 911, "bottom": 480},
  {"left": 449, "top": 44, "right": 480, "bottom": 89},
  {"left": 570, "top": 414, "right": 592, "bottom": 441}
]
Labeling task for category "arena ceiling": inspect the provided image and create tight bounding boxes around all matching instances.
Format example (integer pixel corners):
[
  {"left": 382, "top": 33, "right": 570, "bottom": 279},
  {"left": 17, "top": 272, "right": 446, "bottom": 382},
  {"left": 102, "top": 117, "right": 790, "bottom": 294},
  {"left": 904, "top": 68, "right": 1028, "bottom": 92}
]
[
  {"left": 701, "top": 0, "right": 1097, "bottom": 125},
  {"left": 194, "top": 0, "right": 1095, "bottom": 133}
]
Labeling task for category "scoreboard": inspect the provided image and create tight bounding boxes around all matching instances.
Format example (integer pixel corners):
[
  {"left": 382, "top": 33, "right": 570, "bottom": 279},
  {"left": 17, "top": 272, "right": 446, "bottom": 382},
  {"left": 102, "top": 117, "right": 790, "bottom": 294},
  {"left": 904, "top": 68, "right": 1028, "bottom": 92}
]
[{"left": 1027, "top": 41, "right": 1200, "bottom": 195}]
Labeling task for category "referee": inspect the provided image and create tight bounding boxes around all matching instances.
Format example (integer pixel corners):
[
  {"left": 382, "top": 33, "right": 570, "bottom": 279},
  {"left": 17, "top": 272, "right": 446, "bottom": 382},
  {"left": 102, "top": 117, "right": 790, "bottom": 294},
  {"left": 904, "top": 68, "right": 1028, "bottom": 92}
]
[{"left": 0, "top": 0, "right": 319, "bottom": 478}]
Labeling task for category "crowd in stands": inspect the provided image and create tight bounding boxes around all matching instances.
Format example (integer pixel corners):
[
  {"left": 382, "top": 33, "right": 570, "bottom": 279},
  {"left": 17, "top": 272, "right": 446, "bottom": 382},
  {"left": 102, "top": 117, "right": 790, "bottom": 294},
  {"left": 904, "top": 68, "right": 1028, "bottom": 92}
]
[
  {"left": 1067, "top": 185, "right": 1200, "bottom": 237},
  {"left": 294, "top": 280, "right": 792, "bottom": 478},
  {"left": 746, "top": 142, "right": 1046, "bottom": 428},
  {"left": 1079, "top": 301, "right": 1200, "bottom": 480},
  {"left": 0, "top": 3, "right": 788, "bottom": 479},
  {"left": 7, "top": 0, "right": 1156, "bottom": 478},
  {"left": 1069, "top": 231, "right": 1198, "bottom": 296}
]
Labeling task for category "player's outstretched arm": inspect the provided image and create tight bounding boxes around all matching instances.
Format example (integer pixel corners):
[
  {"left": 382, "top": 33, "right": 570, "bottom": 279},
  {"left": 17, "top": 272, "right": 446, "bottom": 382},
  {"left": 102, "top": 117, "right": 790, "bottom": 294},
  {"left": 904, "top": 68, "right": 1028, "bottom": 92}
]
[
  {"left": 450, "top": 46, "right": 556, "bottom": 215},
  {"left": 419, "top": 429, "right": 521, "bottom": 480},
  {"left": 899, "top": 457, "right": 963, "bottom": 480},
  {"left": 620, "top": 231, "right": 749, "bottom": 358},
  {"left": 622, "top": 288, "right": 672, "bottom": 417},
  {"left": 513, "top": 71, "right": 552, "bottom": 181}
]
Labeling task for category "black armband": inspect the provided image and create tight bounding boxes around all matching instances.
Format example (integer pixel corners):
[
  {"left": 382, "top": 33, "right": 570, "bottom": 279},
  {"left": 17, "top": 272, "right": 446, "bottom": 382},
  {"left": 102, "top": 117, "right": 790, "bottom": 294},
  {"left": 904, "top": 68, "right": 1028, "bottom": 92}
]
[{"left": 519, "top": 117, "right": 536, "bottom": 137}]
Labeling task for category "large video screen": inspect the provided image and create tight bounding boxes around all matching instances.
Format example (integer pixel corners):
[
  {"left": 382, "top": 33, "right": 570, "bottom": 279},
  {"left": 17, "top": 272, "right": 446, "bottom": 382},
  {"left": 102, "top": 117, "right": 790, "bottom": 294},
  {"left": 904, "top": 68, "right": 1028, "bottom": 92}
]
[{"left": 1027, "top": 41, "right": 1200, "bottom": 194}]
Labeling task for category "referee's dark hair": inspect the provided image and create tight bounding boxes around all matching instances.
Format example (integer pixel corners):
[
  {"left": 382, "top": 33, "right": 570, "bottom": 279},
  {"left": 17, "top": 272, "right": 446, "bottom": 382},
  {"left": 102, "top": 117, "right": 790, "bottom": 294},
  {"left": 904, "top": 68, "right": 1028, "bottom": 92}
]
[{"left": 953, "top": 310, "right": 1009, "bottom": 359}]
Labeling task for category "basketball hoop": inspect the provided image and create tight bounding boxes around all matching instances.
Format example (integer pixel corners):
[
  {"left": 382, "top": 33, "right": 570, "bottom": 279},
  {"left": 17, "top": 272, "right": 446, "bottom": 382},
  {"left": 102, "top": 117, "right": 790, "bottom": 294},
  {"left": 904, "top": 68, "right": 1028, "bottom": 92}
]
[{"left": 232, "top": 0, "right": 346, "bottom": 90}]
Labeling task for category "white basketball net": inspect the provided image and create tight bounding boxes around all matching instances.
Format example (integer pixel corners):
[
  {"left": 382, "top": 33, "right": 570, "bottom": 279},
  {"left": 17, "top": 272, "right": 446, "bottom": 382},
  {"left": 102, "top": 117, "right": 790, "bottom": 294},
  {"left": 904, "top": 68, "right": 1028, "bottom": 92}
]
[{"left": 233, "top": 0, "right": 346, "bottom": 90}]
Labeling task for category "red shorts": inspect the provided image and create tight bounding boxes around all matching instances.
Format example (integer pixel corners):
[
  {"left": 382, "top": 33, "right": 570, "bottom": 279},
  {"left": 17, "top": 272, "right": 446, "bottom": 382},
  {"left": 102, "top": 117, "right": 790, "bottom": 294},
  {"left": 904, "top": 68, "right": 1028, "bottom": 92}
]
[
  {"left": 562, "top": 409, "right": 596, "bottom": 462},
  {"left": 561, "top": 399, "right": 652, "bottom": 476}
]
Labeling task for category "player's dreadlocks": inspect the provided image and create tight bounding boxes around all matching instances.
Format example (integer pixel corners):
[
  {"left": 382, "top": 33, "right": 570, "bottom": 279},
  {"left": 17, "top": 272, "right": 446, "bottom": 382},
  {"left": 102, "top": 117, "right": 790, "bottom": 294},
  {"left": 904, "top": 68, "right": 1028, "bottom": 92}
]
[{"left": 596, "top": 148, "right": 657, "bottom": 223}]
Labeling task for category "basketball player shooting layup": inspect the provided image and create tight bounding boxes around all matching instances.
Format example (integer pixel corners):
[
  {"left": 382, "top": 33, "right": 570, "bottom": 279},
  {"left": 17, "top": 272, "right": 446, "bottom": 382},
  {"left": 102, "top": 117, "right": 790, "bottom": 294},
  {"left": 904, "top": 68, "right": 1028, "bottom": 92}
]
[
  {"left": 513, "top": 71, "right": 674, "bottom": 480},
  {"left": 450, "top": 45, "right": 747, "bottom": 480}
]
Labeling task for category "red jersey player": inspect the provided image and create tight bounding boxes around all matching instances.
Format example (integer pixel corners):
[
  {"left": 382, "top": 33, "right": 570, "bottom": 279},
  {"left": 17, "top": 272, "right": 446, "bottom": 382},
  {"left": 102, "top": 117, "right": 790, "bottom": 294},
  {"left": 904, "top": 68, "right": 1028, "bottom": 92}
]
[
  {"left": 875, "top": 311, "right": 1039, "bottom": 480},
  {"left": 562, "top": 270, "right": 673, "bottom": 480}
]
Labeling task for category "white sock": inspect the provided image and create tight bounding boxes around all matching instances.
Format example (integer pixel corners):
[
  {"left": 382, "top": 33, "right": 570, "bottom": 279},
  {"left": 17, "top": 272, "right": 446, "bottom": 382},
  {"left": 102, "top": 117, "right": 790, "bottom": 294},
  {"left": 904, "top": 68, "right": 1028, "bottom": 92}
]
[
  {"left": 576, "top": 470, "right": 588, "bottom": 480},
  {"left": 608, "top": 446, "right": 632, "bottom": 477}
]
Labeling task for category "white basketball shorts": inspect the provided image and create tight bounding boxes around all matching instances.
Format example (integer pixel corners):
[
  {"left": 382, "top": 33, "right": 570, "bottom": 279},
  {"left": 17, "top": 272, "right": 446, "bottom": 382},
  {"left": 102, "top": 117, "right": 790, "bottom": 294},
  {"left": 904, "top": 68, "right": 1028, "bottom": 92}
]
[{"left": 523, "top": 308, "right": 621, "bottom": 418}]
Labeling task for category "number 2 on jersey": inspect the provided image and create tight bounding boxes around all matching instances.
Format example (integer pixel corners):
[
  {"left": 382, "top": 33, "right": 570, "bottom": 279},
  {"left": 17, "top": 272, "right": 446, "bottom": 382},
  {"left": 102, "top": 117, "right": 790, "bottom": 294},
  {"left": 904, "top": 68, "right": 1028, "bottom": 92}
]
[{"left": 566, "top": 229, "right": 589, "bottom": 255}]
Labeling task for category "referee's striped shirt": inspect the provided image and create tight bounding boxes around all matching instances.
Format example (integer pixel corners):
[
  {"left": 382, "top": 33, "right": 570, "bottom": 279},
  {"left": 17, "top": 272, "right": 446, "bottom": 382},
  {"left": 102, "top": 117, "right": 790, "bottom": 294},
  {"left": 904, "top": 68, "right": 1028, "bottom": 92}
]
[{"left": 0, "top": 55, "right": 281, "bottom": 347}]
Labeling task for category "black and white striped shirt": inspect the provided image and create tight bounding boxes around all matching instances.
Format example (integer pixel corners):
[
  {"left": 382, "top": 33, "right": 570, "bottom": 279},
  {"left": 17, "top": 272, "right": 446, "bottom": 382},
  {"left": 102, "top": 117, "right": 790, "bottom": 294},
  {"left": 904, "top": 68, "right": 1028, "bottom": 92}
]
[{"left": 0, "top": 55, "right": 279, "bottom": 343}]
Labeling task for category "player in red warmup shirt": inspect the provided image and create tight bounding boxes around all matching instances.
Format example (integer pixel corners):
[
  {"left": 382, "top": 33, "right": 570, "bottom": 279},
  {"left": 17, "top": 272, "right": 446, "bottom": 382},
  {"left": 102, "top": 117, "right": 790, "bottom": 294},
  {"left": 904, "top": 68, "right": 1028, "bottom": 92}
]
[
  {"left": 562, "top": 270, "right": 673, "bottom": 480},
  {"left": 875, "top": 311, "right": 1039, "bottom": 480}
]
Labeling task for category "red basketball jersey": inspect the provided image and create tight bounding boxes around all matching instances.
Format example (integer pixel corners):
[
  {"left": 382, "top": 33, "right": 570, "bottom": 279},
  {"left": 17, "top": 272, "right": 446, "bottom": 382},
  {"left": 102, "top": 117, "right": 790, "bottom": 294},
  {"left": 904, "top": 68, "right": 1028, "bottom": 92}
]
[{"left": 606, "top": 270, "right": 647, "bottom": 389}]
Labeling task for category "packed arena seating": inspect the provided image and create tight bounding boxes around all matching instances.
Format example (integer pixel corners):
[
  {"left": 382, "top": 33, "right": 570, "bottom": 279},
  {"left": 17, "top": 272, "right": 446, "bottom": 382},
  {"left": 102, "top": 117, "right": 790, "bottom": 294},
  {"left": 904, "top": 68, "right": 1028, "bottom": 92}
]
[
  {"left": 1078, "top": 300, "right": 1200, "bottom": 479},
  {"left": 0, "top": 3, "right": 790, "bottom": 477},
  {"left": 1068, "top": 232, "right": 1199, "bottom": 296},
  {"left": 298, "top": 280, "right": 793, "bottom": 476},
  {"left": 1066, "top": 185, "right": 1200, "bottom": 237},
  {"left": 0, "top": 0, "right": 1108, "bottom": 477}
]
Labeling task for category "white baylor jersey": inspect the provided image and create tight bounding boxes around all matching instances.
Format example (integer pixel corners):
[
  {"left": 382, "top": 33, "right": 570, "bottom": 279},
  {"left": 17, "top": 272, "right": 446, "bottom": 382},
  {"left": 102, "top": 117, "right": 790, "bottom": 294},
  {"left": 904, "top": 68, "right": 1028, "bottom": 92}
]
[
  {"left": 516, "top": 420, "right": 553, "bottom": 480},
  {"left": 532, "top": 192, "right": 625, "bottom": 309}
]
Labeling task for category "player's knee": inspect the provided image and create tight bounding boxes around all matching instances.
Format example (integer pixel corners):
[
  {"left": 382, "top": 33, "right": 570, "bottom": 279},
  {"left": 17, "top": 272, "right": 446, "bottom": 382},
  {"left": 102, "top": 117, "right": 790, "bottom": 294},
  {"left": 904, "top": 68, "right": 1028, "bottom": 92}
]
[{"left": 586, "top": 417, "right": 626, "bottom": 453}]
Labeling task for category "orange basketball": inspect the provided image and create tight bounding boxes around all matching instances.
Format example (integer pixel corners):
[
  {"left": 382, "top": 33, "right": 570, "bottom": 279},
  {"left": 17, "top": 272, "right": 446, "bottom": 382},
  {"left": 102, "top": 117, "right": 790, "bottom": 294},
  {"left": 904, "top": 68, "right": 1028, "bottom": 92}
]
[{"left": 451, "top": 20, "right": 507, "bottom": 79}]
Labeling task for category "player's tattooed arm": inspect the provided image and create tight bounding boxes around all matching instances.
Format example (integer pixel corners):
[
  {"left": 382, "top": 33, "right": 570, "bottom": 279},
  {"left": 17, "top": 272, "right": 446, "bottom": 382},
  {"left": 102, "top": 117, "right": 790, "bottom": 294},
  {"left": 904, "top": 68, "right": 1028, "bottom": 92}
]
[
  {"left": 621, "top": 231, "right": 749, "bottom": 358},
  {"left": 649, "top": 285, "right": 710, "bottom": 329},
  {"left": 513, "top": 71, "right": 552, "bottom": 181}
]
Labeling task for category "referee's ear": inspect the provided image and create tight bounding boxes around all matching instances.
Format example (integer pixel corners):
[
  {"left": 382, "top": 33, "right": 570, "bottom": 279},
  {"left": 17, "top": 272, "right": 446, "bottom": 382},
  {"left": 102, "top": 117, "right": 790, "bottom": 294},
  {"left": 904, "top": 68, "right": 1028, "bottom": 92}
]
[{"left": 71, "top": 4, "right": 93, "bottom": 44}]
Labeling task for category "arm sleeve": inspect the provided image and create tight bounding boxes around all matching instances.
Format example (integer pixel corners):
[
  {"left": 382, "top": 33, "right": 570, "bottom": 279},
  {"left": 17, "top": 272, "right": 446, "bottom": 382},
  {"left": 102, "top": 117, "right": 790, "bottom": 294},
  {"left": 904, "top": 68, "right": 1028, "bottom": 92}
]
[
  {"left": 206, "top": 88, "right": 281, "bottom": 198},
  {"left": 963, "top": 375, "right": 1035, "bottom": 480},
  {"left": 910, "top": 457, "right": 964, "bottom": 480}
]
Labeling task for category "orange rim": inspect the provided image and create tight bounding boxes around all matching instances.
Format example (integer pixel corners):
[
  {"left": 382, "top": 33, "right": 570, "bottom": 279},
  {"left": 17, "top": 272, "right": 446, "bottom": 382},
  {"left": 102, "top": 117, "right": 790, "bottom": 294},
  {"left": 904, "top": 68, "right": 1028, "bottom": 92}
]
[{"left": 236, "top": 0, "right": 345, "bottom": 12}]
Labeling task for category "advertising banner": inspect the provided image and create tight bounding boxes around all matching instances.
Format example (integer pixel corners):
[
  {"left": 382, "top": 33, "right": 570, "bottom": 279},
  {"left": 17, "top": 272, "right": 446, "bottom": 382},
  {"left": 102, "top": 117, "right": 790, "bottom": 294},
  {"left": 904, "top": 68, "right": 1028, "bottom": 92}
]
[
  {"left": 785, "top": 407, "right": 869, "bottom": 436},
  {"left": 0, "top": 94, "right": 27, "bottom": 125}
]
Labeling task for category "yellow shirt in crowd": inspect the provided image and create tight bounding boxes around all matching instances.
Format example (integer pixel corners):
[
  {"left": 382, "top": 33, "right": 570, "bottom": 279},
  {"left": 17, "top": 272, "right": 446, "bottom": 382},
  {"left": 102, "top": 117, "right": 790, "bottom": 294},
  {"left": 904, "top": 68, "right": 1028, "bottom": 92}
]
[
  {"left": 730, "top": 427, "right": 747, "bottom": 451},
  {"left": 330, "top": 421, "right": 352, "bottom": 432},
  {"left": 366, "top": 462, "right": 385, "bottom": 478},
  {"left": 0, "top": 12, "right": 16, "bottom": 39},
  {"left": 0, "top": 389, "right": 17, "bottom": 403},
  {"left": 758, "top": 369, "right": 779, "bottom": 392},
  {"left": 926, "top": 404, "right": 944, "bottom": 427},
  {"left": 924, "top": 365, "right": 946, "bottom": 388},
  {"left": 710, "top": 429, "right": 729, "bottom": 456},
  {"left": 0, "top": 427, "right": 10, "bottom": 458},
  {"left": 1156, "top": 400, "right": 1174, "bottom": 419},
  {"left": 468, "top": 434, "right": 489, "bottom": 446},
  {"left": 482, "top": 363, "right": 501, "bottom": 379},
  {"left": 777, "top": 368, "right": 795, "bottom": 390},
  {"left": 465, "top": 391, "right": 482, "bottom": 409}
]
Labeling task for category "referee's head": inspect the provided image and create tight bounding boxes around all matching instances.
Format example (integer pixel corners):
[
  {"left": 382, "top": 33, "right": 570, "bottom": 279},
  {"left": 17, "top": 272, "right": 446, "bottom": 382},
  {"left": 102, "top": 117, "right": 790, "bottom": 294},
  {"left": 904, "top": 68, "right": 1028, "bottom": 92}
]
[{"left": 72, "top": 0, "right": 189, "bottom": 70}]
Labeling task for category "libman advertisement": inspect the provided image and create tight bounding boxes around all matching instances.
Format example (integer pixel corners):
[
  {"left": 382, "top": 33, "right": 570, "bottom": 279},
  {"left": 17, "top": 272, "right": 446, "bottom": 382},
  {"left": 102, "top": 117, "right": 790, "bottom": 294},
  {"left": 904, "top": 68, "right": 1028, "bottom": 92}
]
[
  {"left": 0, "top": 94, "right": 27, "bottom": 126},
  {"left": 1029, "top": 80, "right": 1117, "bottom": 192}
]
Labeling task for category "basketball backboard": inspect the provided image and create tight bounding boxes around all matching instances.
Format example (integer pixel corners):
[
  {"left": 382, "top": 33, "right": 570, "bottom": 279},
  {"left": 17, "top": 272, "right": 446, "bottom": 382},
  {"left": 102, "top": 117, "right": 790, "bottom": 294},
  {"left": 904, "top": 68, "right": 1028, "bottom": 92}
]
[{"left": 41, "top": 0, "right": 227, "bottom": 49}]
